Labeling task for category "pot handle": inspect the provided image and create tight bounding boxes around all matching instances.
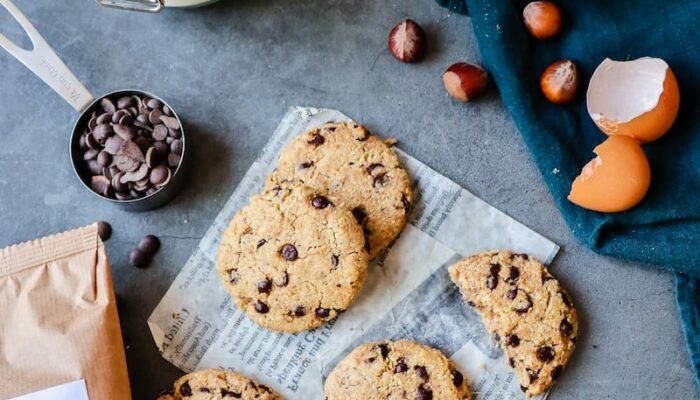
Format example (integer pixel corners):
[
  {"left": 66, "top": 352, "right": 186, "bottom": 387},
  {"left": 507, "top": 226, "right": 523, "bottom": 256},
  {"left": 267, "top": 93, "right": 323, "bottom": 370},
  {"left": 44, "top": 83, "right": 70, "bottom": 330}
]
[
  {"left": 95, "top": 0, "right": 164, "bottom": 13},
  {"left": 0, "top": 0, "right": 94, "bottom": 112}
]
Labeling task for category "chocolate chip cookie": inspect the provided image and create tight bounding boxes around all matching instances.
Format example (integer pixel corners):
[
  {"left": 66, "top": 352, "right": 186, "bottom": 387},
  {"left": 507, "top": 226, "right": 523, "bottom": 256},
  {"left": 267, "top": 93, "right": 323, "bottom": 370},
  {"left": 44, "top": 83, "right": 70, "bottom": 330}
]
[
  {"left": 266, "top": 122, "right": 413, "bottom": 259},
  {"left": 161, "top": 368, "right": 281, "bottom": 399},
  {"left": 217, "top": 182, "right": 369, "bottom": 333},
  {"left": 324, "top": 339, "right": 471, "bottom": 400},
  {"left": 448, "top": 251, "right": 578, "bottom": 397}
]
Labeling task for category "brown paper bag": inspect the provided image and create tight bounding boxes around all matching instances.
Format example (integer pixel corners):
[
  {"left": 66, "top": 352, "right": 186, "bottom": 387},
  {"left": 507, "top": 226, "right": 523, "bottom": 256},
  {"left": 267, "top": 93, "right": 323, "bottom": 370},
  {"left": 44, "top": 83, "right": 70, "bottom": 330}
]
[{"left": 0, "top": 224, "right": 131, "bottom": 400}]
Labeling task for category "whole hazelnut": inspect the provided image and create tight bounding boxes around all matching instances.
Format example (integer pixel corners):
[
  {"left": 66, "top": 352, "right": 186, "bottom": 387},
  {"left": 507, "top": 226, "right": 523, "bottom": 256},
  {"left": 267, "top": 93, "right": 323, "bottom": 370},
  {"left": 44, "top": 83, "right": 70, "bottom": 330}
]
[
  {"left": 523, "top": 1, "right": 562, "bottom": 40},
  {"left": 388, "top": 19, "right": 426, "bottom": 63},
  {"left": 442, "top": 63, "right": 489, "bottom": 102},
  {"left": 540, "top": 60, "right": 579, "bottom": 104}
]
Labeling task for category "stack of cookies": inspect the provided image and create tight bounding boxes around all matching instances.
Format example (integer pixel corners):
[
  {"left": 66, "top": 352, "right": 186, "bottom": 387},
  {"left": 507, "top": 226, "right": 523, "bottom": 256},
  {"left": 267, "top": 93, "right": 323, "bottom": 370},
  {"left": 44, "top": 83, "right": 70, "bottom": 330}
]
[
  {"left": 216, "top": 122, "right": 414, "bottom": 333},
  {"left": 164, "top": 123, "right": 580, "bottom": 400}
]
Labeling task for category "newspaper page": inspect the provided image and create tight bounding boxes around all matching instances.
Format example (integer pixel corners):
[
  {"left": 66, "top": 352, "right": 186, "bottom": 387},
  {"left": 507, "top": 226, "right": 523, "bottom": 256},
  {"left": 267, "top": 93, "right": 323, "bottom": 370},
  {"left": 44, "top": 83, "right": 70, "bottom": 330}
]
[{"left": 148, "top": 107, "right": 560, "bottom": 399}]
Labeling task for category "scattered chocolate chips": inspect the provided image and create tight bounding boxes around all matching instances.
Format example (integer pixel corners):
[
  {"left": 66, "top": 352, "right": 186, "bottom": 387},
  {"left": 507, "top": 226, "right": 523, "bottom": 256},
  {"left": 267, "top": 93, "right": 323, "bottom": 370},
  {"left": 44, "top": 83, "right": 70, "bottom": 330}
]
[
  {"left": 401, "top": 194, "right": 412, "bottom": 214},
  {"left": 311, "top": 195, "right": 331, "bottom": 209},
  {"left": 451, "top": 369, "right": 464, "bottom": 387},
  {"left": 138, "top": 234, "right": 161, "bottom": 254},
  {"left": 415, "top": 365, "right": 429, "bottom": 381},
  {"left": 256, "top": 239, "right": 267, "bottom": 249},
  {"left": 415, "top": 384, "right": 432, "bottom": 400},
  {"left": 560, "top": 318, "right": 573, "bottom": 337},
  {"left": 351, "top": 207, "right": 367, "bottom": 225},
  {"left": 77, "top": 94, "right": 182, "bottom": 201},
  {"left": 179, "top": 381, "right": 192, "bottom": 396},
  {"left": 513, "top": 293, "right": 533, "bottom": 314},
  {"left": 254, "top": 300, "right": 270, "bottom": 314},
  {"left": 507, "top": 288, "right": 518, "bottom": 300},
  {"left": 394, "top": 359, "right": 408, "bottom": 373},
  {"left": 378, "top": 343, "right": 390, "bottom": 359},
  {"left": 299, "top": 161, "right": 314, "bottom": 169},
  {"left": 537, "top": 346, "right": 555, "bottom": 362},
  {"left": 97, "top": 221, "right": 112, "bottom": 241},
  {"left": 551, "top": 365, "right": 563, "bottom": 380},
  {"left": 129, "top": 249, "right": 150, "bottom": 268},
  {"left": 506, "top": 266, "right": 520, "bottom": 283},
  {"left": 280, "top": 244, "right": 298, "bottom": 261},
  {"left": 505, "top": 334, "right": 520, "bottom": 347},
  {"left": 220, "top": 389, "right": 241, "bottom": 397},
  {"left": 560, "top": 291, "right": 572, "bottom": 308},
  {"left": 293, "top": 306, "right": 306, "bottom": 317},
  {"left": 315, "top": 307, "right": 330, "bottom": 318},
  {"left": 257, "top": 278, "right": 272, "bottom": 294},
  {"left": 307, "top": 132, "right": 325, "bottom": 147},
  {"left": 486, "top": 263, "right": 501, "bottom": 290}
]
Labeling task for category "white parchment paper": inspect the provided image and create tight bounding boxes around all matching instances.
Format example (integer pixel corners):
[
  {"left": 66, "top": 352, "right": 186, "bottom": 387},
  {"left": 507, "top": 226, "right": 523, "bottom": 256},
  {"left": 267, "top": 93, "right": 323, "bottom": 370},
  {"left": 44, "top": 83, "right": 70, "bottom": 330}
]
[{"left": 148, "top": 107, "right": 559, "bottom": 399}]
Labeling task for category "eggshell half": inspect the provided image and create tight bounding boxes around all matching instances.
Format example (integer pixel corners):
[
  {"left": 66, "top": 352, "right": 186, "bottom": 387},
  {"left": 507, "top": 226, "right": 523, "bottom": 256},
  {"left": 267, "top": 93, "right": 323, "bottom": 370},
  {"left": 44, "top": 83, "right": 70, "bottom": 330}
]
[
  {"left": 587, "top": 57, "right": 680, "bottom": 143},
  {"left": 568, "top": 135, "right": 651, "bottom": 213}
]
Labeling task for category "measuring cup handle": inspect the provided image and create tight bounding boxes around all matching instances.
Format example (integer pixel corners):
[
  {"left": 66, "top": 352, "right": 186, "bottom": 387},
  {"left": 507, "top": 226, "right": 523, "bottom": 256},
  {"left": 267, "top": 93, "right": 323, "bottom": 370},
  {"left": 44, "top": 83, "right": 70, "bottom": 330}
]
[{"left": 0, "top": 0, "right": 94, "bottom": 113}]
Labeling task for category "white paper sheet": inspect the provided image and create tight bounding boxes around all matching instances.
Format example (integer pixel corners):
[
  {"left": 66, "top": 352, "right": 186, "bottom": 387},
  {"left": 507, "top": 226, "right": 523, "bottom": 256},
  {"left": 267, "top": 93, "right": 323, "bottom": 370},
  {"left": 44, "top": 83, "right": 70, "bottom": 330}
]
[
  {"left": 8, "top": 380, "right": 89, "bottom": 400},
  {"left": 148, "top": 107, "right": 559, "bottom": 399}
]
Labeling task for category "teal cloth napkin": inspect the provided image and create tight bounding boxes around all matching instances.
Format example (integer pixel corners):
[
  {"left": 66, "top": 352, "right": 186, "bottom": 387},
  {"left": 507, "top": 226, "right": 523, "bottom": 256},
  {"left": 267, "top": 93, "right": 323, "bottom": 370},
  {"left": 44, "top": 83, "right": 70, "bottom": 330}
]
[{"left": 436, "top": 0, "right": 700, "bottom": 390}]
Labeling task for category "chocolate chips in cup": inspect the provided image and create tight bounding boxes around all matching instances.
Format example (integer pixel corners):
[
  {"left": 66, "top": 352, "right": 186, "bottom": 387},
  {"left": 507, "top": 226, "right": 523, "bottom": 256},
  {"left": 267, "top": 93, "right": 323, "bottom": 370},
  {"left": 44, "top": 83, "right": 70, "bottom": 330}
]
[{"left": 77, "top": 94, "right": 183, "bottom": 200}]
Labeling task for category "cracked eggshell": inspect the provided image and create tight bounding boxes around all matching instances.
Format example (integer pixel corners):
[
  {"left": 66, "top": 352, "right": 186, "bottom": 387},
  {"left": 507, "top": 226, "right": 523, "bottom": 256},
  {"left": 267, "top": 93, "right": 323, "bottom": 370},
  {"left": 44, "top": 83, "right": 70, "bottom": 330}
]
[
  {"left": 587, "top": 57, "right": 680, "bottom": 143},
  {"left": 568, "top": 135, "right": 651, "bottom": 213}
]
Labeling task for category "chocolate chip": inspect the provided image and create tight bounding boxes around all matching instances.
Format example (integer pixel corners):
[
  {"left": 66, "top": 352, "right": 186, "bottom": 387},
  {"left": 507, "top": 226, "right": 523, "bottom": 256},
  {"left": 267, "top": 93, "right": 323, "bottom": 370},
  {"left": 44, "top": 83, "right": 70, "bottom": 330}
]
[
  {"left": 256, "top": 239, "right": 267, "bottom": 249},
  {"left": 493, "top": 332, "right": 500, "bottom": 342},
  {"left": 254, "top": 300, "right": 269, "bottom": 314},
  {"left": 542, "top": 272, "right": 554, "bottom": 284},
  {"left": 513, "top": 293, "right": 533, "bottom": 314},
  {"left": 507, "top": 288, "right": 518, "bottom": 300},
  {"left": 395, "top": 360, "right": 408, "bottom": 373},
  {"left": 147, "top": 98, "right": 162, "bottom": 109},
  {"left": 560, "top": 291, "right": 572, "bottom": 308},
  {"left": 307, "top": 132, "right": 325, "bottom": 146},
  {"left": 352, "top": 207, "right": 367, "bottom": 225},
  {"left": 551, "top": 365, "right": 563, "bottom": 380},
  {"left": 220, "top": 389, "right": 241, "bottom": 397},
  {"left": 97, "top": 151, "right": 112, "bottom": 167},
  {"left": 509, "top": 357, "right": 516, "bottom": 367},
  {"left": 149, "top": 165, "right": 169, "bottom": 186},
  {"left": 451, "top": 370, "right": 463, "bottom": 387},
  {"left": 487, "top": 263, "right": 500, "bottom": 290},
  {"left": 560, "top": 318, "right": 573, "bottom": 337},
  {"left": 415, "top": 384, "right": 432, "bottom": 400},
  {"left": 171, "top": 139, "right": 183, "bottom": 156},
  {"left": 85, "top": 133, "right": 100, "bottom": 149},
  {"left": 366, "top": 357, "right": 376, "bottom": 364},
  {"left": 101, "top": 97, "right": 116, "bottom": 114},
  {"left": 97, "top": 221, "right": 112, "bottom": 241},
  {"left": 378, "top": 343, "right": 389, "bottom": 359},
  {"left": 401, "top": 194, "right": 411, "bottom": 214},
  {"left": 257, "top": 279, "right": 272, "bottom": 294},
  {"left": 90, "top": 175, "right": 111, "bottom": 196},
  {"left": 228, "top": 270, "right": 240, "bottom": 284},
  {"left": 93, "top": 124, "right": 114, "bottom": 142},
  {"left": 367, "top": 163, "right": 385, "bottom": 175},
  {"left": 280, "top": 244, "right": 298, "bottom": 261},
  {"left": 537, "top": 346, "right": 555, "bottom": 362},
  {"left": 160, "top": 115, "right": 180, "bottom": 130},
  {"left": 117, "top": 96, "right": 134, "bottom": 109},
  {"left": 293, "top": 306, "right": 305, "bottom": 316},
  {"left": 415, "top": 366, "right": 429, "bottom": 380},
  {"left": 311, "top": 195, "right": 331, "bottom": 209},
  {"left": 315, "top": 307, "right": 330, "bottom": 318},
  {"left": 520, "top": 385, "right": 527, "bottom": 393},
  {"left": 96, "top": 113, "right": 112, "bottom": 125},
  {"left": 84, "top": 149, "right": 99, "bottom": 161},
  {"left": 152, "top": 124, "right": 168, "bottom": 141},
  {"left": 467, "top": 300, "right": 476, "bottom": 307},
  {"left": 129, "top": 248, "right": 150, "bottom": 268},
  {"left": 330, "top": 254, "right": 339, "bottom": 268},
  {"left": 505, "top": 334, "right": 520, "bottom": 347},
  {"left": 199, "top": 387, "right": 211, "bottom": 393},
  {"left": 299, "top": 161, "right": 314, "bottom": 169},
  {"left": 114, "top": 124, "right": 136, "bottom": 141},
  {"left": 138, "top": 235, "right": 161, "bottom": 255},
  {"left": 506, "top": 266, "right": 520, "bottom": 283},
  {"left": 528, "top": 369, "right": 539, "bottom": 383},
  {"left": 372, "top": 173, "right": 387, "bottom": 188}
]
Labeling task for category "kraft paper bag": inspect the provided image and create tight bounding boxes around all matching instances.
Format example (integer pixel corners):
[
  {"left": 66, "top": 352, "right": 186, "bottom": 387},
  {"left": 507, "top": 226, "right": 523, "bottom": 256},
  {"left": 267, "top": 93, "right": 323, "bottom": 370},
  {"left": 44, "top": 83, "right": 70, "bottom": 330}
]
[{"left": 0, "top": 224, "right": 131, "bottom": 400}]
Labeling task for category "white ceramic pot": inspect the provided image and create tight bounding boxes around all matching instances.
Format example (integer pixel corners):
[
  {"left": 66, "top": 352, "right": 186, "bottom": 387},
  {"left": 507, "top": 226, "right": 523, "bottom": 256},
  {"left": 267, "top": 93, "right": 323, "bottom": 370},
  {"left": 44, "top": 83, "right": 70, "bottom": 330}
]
[{"left": 96, "top": 0, "right": 219, "bottom": 12}]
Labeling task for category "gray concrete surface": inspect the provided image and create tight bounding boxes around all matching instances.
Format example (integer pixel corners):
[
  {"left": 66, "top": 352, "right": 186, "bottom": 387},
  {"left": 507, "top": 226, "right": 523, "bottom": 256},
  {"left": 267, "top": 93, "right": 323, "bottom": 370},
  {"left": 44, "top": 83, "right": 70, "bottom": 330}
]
[{"left": 1, "top": 1, "right": 698, "bottom": 399}]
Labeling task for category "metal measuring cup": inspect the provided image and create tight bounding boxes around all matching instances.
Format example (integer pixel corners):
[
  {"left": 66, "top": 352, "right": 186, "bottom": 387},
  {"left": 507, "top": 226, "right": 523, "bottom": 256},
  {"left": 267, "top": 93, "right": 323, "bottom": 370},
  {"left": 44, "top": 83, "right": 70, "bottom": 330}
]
[{"left": 0, "top": 0, "right": 189, "bottom": 211}]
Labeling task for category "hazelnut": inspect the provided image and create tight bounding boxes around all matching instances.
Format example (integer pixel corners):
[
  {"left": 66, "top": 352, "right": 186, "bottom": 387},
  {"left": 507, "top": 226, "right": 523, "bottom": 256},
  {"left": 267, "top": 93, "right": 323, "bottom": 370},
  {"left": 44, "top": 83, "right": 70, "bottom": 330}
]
[
  {"left": 540, "top": 60, "right": 579, "bottom": 104},
  {"left": 442, "top": 63, "right": 489, "bottom": 102},
  {"left": 388, "top": 19, "right": 426, "bottom": 63},
  {"left": 523, "top": 1, "right": 562, "bottom": 40}
]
